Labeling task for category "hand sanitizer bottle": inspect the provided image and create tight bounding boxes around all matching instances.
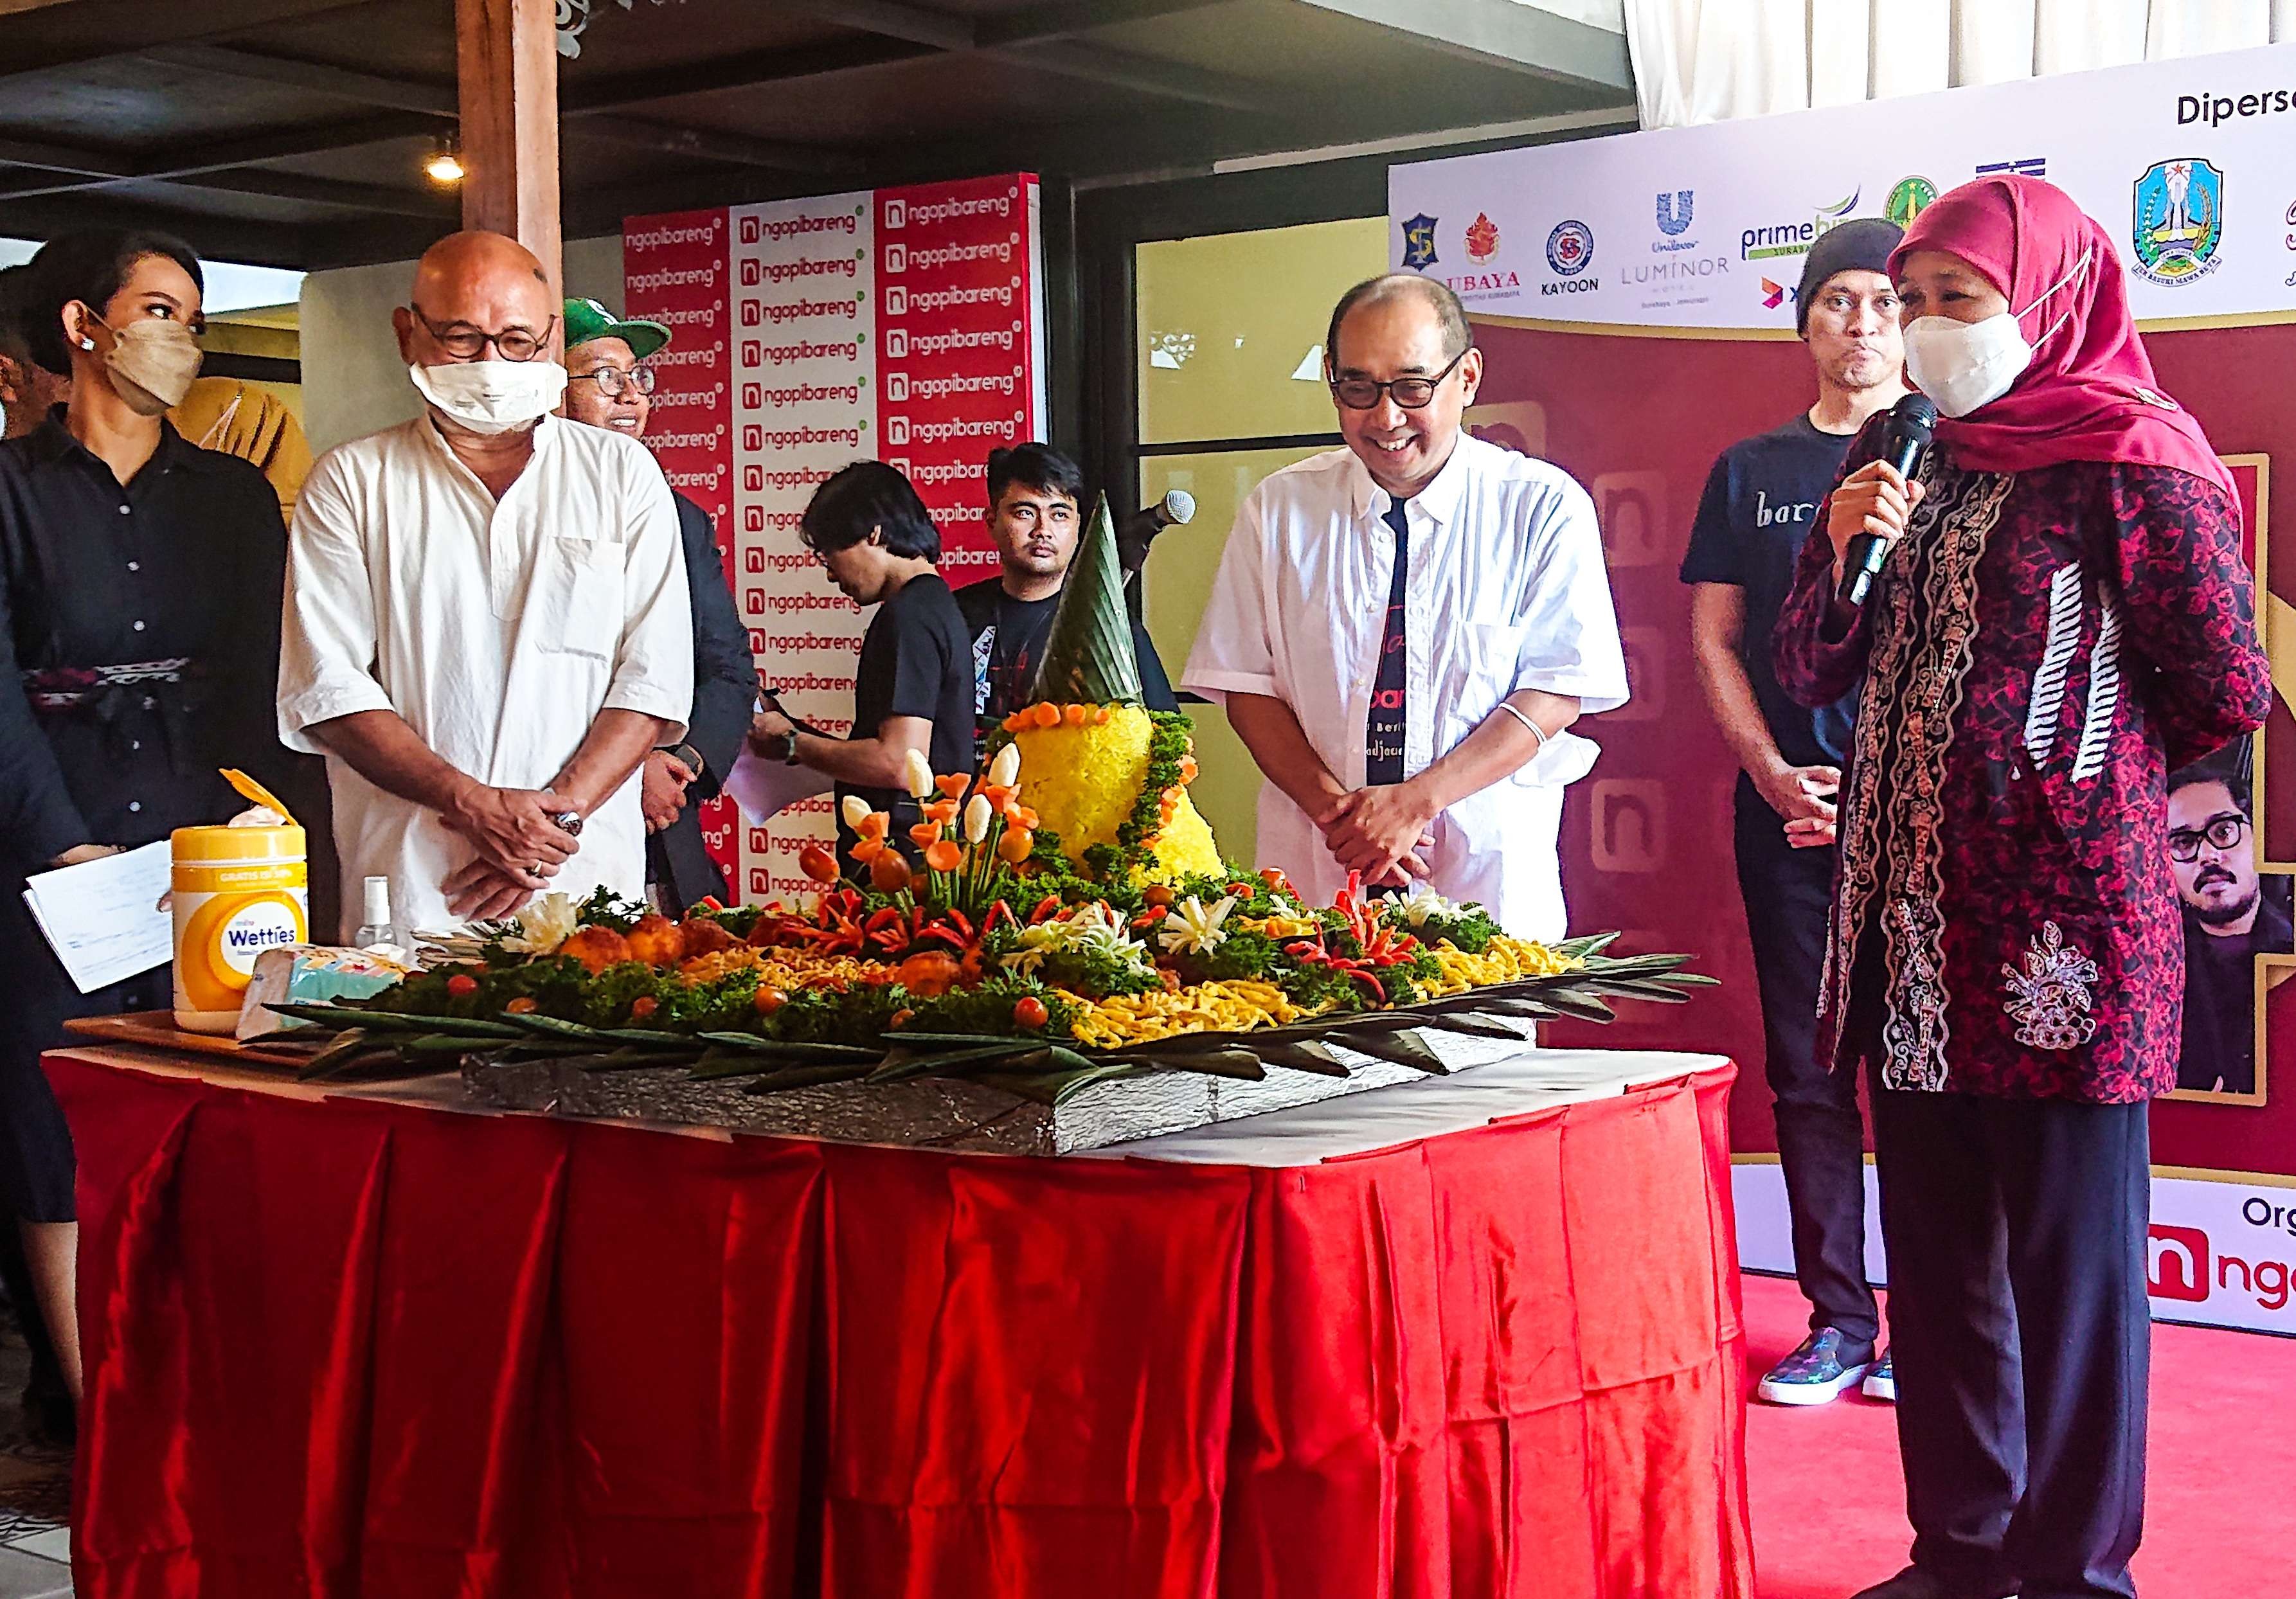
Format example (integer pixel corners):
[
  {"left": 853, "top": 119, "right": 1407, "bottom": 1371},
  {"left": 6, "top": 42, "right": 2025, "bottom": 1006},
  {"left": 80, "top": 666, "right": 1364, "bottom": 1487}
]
[{"left": 354, "top": 877, "right": 396, "bottom": 951}]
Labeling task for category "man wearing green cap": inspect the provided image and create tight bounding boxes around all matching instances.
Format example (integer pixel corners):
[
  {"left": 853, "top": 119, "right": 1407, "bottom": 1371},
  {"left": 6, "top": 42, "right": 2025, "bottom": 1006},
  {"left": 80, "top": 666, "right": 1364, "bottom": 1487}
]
[{"left": 562, "top": 296, "right": 757, "bottom": 910}]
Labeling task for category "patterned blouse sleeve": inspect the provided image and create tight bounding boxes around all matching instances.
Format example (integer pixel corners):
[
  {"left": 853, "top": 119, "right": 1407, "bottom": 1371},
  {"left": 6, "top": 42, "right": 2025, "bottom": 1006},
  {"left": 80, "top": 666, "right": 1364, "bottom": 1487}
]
[
  {"left": 1771, "top": 417, "right": 1886, "bottom": 709},
  {"left": 2104, "top": 463, "right": 2272, "bottom": 773}
]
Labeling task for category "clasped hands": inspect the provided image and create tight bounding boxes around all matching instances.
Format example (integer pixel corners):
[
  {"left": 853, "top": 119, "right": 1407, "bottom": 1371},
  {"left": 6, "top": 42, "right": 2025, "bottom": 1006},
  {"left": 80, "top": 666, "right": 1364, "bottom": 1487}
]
[
  {"left": 440, "top": 780, "right": 582, "bottom": 922},
  {"left": 1762, "top": 760, "right": 1841, "bottom": 850},
  {"left": 1314, "top": 778, "right": 1439, "bottom": 889}
]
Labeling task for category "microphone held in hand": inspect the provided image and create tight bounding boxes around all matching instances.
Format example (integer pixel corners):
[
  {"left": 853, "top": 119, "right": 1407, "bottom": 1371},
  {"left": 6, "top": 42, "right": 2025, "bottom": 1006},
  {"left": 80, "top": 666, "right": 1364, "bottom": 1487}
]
[
  {"left": 1117, "top": 489, "right": 1196, "bottom": 580},
  {"left": 1836, "top": 394, "right": 1939, "bottom": 609}
]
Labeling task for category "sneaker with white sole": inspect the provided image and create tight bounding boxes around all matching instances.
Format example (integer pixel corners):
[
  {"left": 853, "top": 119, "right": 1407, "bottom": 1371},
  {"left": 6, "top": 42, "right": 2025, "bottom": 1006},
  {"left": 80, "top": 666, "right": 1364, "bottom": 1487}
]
[
  {"left": 1861, "top": 1350, "right": 1896, "bottom": 1402},
  {"left": 1756, "top": 1327, "right": 1874, "bottom": 1406}
]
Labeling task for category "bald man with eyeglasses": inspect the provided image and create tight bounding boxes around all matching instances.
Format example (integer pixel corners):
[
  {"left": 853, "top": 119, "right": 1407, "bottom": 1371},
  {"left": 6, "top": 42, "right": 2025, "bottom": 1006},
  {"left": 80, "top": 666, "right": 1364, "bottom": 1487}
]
[
  {"left": 279, "top": 233, "right": 694, "bottom": 934},
  {"left": 1183, "top": 272, "right": 1626, "bottom": 937}
]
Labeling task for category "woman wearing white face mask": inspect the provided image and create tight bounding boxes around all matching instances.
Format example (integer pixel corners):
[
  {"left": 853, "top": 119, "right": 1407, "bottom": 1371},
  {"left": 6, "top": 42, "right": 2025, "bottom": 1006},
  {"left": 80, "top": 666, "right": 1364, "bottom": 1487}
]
[
  {"left": 0, "top": 230, "right": 308, "bottom": 1441},
  {"left": 1773, "top": 177, "right": 2271, "bottom": 1599}
]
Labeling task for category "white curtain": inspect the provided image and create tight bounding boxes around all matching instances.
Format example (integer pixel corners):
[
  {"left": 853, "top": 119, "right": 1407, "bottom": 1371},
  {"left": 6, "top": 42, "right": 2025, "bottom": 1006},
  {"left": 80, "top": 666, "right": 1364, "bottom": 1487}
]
[{"left": 1627, "top": 0, "right": 2296, "bottom": 127}]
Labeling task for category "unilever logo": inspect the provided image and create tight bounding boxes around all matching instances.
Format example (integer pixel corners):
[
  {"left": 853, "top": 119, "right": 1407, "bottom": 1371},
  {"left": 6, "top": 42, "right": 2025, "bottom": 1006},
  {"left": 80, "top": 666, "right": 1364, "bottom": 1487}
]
[{"left": 1654, "top": 189, "right": 1698, "bottom": 255}]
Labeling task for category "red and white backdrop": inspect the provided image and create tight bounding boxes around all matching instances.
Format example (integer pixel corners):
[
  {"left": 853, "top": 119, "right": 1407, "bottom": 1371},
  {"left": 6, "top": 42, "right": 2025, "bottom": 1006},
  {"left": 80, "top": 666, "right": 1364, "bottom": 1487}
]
[
  {"left": 1396, "top": 42, "right": 2296, "bottom": 1333},
  {"left": 623, "top": 175, "right": 1048, "bottom": 903}
]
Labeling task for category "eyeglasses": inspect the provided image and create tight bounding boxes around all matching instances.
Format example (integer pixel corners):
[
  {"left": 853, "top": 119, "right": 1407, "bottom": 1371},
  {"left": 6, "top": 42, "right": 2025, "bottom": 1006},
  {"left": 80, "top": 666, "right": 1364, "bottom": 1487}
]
[
  {"left": 569, "top": 366, "right": 656, "bottom": 397},
  {"left": 2168, "top": 813, "right": 2249, "bottom": 862},
  {"left": 1329, "top": 348, "right": 1469, "bottom": 411},
  {"left": 406, "top": 303, "right": 557, "bottom": 362}
]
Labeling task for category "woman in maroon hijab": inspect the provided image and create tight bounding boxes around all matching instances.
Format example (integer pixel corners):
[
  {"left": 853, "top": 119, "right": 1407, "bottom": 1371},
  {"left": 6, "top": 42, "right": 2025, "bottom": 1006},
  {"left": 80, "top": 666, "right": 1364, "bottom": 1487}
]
[{"left": 1776, "top": 175, "right": 2269, "bottom": 1599}]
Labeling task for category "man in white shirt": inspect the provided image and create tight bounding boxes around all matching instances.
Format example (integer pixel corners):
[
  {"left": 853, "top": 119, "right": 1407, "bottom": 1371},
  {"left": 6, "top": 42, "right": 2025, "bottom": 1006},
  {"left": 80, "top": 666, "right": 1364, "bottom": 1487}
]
[
  {"left": 278, "top": 231, "right": 692, "bottom": 933},
  {"left": 1183, "top": 274, "right": 1625, "bottom": 938}
]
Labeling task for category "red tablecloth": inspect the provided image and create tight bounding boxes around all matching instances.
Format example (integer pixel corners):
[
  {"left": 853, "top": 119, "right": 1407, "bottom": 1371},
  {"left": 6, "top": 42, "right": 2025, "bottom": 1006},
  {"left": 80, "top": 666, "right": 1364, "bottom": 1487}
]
[{"left": 49, "top": 1048, "right": 1753, "bottom": 1599}]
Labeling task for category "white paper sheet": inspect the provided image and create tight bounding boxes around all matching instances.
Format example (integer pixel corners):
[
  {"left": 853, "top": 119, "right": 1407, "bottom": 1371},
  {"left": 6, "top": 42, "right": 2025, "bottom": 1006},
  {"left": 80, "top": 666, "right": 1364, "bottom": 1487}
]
[
  {"left": 21, "top": 841, "right": 174, "bottom": 995},
  {"left": 723, "top": 748, "right": 832, "bottom": 825}
]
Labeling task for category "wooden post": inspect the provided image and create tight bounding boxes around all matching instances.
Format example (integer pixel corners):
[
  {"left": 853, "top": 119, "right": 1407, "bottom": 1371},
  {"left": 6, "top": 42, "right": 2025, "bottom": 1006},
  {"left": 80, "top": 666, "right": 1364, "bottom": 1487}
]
[{"left": 455, "top": 0, "right": 562, "bottom": 313}]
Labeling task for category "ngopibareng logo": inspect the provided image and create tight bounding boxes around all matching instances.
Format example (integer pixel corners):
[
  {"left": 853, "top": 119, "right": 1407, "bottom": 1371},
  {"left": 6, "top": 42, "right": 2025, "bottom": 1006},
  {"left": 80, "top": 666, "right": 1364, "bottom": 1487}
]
[{"left": 2131, "top": 157, "right": 2225, "bottom": 286}]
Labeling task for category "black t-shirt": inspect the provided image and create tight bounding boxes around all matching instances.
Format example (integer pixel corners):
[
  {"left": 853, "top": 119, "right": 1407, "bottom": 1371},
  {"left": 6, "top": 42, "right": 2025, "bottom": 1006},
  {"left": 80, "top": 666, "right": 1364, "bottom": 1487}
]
[
  {"left": 951, "top": 575, "right": 1178, "bottom": 728},
  {"left": 1680, "top": 413, "right": 1861, "bottom": 776},
  {"left": 2178, "top": 878, "right": 2294, "bottom": 1094},
  {"left": 841, "top": 571, "right": 975, "bottom": 856}
]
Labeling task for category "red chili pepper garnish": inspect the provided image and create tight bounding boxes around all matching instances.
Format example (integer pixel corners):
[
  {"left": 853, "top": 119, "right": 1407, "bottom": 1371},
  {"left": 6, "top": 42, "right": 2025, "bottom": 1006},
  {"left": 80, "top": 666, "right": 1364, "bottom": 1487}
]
[
  {"left": 865, "top": 907, "right": 902, "bottom": 932},
  {"left": 1028, "top": 895, "right": 1061, "bottom": 925}
]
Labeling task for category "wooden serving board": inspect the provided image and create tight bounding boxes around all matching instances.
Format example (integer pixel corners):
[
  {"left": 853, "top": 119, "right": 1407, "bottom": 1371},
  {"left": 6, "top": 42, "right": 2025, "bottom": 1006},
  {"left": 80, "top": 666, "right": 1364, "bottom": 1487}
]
[{"left": 64, "top": 1012, "right": 316, "bottom": 1064}]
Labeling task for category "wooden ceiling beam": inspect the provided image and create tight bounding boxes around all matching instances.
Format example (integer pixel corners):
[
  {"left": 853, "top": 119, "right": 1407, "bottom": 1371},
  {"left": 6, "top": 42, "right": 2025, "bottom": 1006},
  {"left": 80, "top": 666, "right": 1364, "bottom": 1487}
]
[
  {"left": 570, "top": 118, "right": 864, "bottom": 176},
  {"left": 137, "top": 43, "right": 460, "bottom": 116},
  {"left": 0, "top": 133, "right": 135, "bottom": 177}
]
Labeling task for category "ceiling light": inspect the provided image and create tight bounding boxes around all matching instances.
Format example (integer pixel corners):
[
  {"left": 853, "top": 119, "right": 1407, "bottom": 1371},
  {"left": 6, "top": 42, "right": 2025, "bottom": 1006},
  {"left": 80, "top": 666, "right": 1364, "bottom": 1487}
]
[{"left": 424, "top": 135, "right": 465, "bottom": 187}]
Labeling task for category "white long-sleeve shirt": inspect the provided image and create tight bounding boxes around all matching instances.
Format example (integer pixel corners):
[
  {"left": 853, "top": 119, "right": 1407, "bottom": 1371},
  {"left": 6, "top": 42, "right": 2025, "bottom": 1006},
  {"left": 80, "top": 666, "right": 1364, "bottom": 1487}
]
[
  {"left": 1181, "top": 433, "right": 1626, "bottom": 939},
  {"left": 278, "top": 413, "right": 692, "bottom": 936}
]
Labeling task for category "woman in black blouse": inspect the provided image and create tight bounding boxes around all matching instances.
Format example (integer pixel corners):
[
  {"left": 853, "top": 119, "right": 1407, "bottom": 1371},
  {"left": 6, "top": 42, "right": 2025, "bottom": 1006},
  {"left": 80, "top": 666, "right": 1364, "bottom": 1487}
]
[{"left": 0, "top": 231, "right": 298, "bottom": 1434}]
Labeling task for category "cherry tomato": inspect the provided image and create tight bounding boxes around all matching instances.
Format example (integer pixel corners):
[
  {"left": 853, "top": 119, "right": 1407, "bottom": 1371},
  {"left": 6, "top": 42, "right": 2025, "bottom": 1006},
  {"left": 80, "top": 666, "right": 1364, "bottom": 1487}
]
[
  {"left": 630, "top": 996, "right": 658, "bottom": 1021},
  {"left": 1012, "top": 995, "right": 1048, "bottom": 1030},
  {"left": 889, "top": 1008, "right": 915, "bottom": 1030},
  {"left": 798, "top": 843, "right": 839, "bottom": 884},
  {"left": 445, "top": 974, "right": 478, "bottom": 997},
  {"left": 753, "top": 986, "right": 786, "bottom": 1016},
  {"left": 505, "top": 996, "right": 537, "bottom": 1015}
]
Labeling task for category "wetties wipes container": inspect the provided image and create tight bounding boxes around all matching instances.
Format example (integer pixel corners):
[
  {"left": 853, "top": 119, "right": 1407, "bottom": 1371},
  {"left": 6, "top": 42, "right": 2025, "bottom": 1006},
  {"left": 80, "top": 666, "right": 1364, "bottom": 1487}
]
[{"left": 172, "top": 770, "right": 309, "bottom": 1034}]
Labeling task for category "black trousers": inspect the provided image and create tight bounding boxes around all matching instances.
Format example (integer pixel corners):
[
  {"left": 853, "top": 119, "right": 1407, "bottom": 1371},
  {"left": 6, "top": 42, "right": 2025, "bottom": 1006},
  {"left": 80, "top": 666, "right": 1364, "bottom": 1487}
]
[
  {"left": 1734, "top": 780, "right": 1880, "bottom": 1347},
  {"left": 1871, "top": 1088, "right": 2151, "bottom": 1599}
]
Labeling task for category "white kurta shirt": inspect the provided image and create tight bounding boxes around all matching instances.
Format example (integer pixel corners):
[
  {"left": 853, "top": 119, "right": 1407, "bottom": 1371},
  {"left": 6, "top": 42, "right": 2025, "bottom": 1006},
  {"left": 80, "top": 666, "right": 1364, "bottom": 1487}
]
[
  {"left": 278, "top": 413, "right": 693, "bottom": 936},
  {"left": 1181, "top": 434, "right": 1626, "bottom": 939}
]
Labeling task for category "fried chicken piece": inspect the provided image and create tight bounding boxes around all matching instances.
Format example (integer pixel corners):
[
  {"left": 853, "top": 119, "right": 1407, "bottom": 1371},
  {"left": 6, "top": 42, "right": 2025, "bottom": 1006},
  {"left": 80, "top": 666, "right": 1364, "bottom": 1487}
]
[{"left": 557, "top": 925, "right": 634, "bottom": 976}]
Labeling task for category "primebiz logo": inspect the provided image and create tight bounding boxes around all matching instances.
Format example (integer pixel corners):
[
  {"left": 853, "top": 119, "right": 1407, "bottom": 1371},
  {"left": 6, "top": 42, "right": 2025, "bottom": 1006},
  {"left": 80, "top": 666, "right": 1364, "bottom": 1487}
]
[{"left": 1741, "top": 188, "right": 1861, "bottom": 262}]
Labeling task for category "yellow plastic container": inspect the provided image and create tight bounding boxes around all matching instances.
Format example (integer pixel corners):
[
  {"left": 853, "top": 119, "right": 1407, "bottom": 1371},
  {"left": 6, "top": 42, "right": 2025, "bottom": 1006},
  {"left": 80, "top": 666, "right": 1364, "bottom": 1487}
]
[{"left": 172, "top": 821, "right": 309, "bottom": 1035}]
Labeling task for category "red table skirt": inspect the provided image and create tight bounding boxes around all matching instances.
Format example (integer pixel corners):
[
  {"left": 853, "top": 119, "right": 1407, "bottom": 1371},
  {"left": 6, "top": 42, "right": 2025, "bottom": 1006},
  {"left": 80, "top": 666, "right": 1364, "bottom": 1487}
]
[{"left": 51, "top": 1051, "right": 1753, "bottom": 1599}]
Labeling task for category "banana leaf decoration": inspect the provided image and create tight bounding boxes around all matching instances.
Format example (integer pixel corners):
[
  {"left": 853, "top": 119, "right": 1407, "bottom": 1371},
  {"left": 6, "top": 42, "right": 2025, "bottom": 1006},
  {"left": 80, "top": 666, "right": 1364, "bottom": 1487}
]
[
  {"left": 262, "top": 951, "right": 1715, "bottom": 1093},
  {"left": 1025, "top": 492, "right": 1142, "bottom": 706}
]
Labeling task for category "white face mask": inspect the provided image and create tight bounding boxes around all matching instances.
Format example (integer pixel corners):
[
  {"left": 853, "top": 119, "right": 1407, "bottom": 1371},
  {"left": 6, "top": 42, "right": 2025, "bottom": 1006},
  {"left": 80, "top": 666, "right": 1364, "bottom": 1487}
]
[
  {"left": 1901, "top": 252, "right": 2090, "bottom": 418},
  {"left": 409, "top": 359, "right": 567, "bottom": 434}
]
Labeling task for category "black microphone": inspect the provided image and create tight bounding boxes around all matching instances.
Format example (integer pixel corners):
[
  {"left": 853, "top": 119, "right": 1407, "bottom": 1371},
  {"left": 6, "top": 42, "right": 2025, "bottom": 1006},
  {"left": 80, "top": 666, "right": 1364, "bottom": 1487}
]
[
  {"left": 1836, "top": 394, "right": 1938, "bottom": 609},
  {"left": 1117, "top": 489, "right": 1196, "bottom": 580}
]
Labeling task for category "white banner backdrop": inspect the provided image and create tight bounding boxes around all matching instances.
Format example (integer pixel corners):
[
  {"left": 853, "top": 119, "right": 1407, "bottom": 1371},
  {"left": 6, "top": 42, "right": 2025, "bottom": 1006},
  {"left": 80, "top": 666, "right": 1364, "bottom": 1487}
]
[
  {"left": 1392, "top": 40, "right": 2296, "bottom": 330},
  {"left": 1735, "top": 1165, "right": 2296, "bottom": 1336}
]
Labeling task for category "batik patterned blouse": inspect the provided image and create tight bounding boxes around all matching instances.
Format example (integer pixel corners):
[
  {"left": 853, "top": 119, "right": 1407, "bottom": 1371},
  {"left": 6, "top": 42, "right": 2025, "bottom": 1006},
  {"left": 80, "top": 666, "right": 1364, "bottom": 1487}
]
[{"left": 1775, "top": 424, "right": 2270, "bottom": 1103}]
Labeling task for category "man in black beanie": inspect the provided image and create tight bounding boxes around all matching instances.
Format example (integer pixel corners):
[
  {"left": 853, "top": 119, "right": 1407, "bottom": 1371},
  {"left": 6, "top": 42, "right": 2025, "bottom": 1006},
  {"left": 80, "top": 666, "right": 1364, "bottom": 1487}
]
[{"left": 1680, "top": 215, "right": 1907, "bottom": 1406}]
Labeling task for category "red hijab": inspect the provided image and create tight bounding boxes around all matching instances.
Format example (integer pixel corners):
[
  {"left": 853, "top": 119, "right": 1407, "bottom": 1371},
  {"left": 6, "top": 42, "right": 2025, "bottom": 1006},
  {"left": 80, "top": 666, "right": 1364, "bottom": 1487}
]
[{"left": 1887, "top": 174, "right": 2234, "bottom": 498}]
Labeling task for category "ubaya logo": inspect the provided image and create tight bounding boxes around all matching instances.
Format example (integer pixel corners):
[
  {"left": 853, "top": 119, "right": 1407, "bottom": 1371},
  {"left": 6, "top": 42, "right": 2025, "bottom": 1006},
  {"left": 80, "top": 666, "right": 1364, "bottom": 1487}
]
[
  {"left": 1401, "top": 213, "right": 1439, "bottom": 271},
  {"left": 2131, "top": 157, "right": 2225, "bottom": 286},
  {"left": 1887, "top": 175, "right": 1937, "bottom": 228},
  {"left": 1741, "top": 187, "right": 1861, "bottom": 261},
  {"left": 1466, "top": 212, "right": 1501, "bottom": 264}
]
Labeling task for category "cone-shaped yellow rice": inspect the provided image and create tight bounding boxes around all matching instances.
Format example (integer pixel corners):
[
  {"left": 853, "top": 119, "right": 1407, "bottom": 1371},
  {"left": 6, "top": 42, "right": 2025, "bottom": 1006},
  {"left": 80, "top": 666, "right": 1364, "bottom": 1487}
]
[{"left": 1012, "top": 706, "right": 1223, "bottom": 883}]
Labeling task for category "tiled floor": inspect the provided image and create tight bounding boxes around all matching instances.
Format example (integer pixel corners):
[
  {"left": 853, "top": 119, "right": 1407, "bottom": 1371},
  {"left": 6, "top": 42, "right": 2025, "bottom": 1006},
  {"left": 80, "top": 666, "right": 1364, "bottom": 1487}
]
[{"left": 0, "top": 1323, "right": 71, "bottom": 1598}]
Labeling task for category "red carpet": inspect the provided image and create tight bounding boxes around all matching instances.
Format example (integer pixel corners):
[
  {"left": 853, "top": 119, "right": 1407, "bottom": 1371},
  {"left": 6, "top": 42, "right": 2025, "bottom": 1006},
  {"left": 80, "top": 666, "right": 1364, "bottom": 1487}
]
[{"left": 1743, "top": 1273, "right": 2296, "bottom": 1597}]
